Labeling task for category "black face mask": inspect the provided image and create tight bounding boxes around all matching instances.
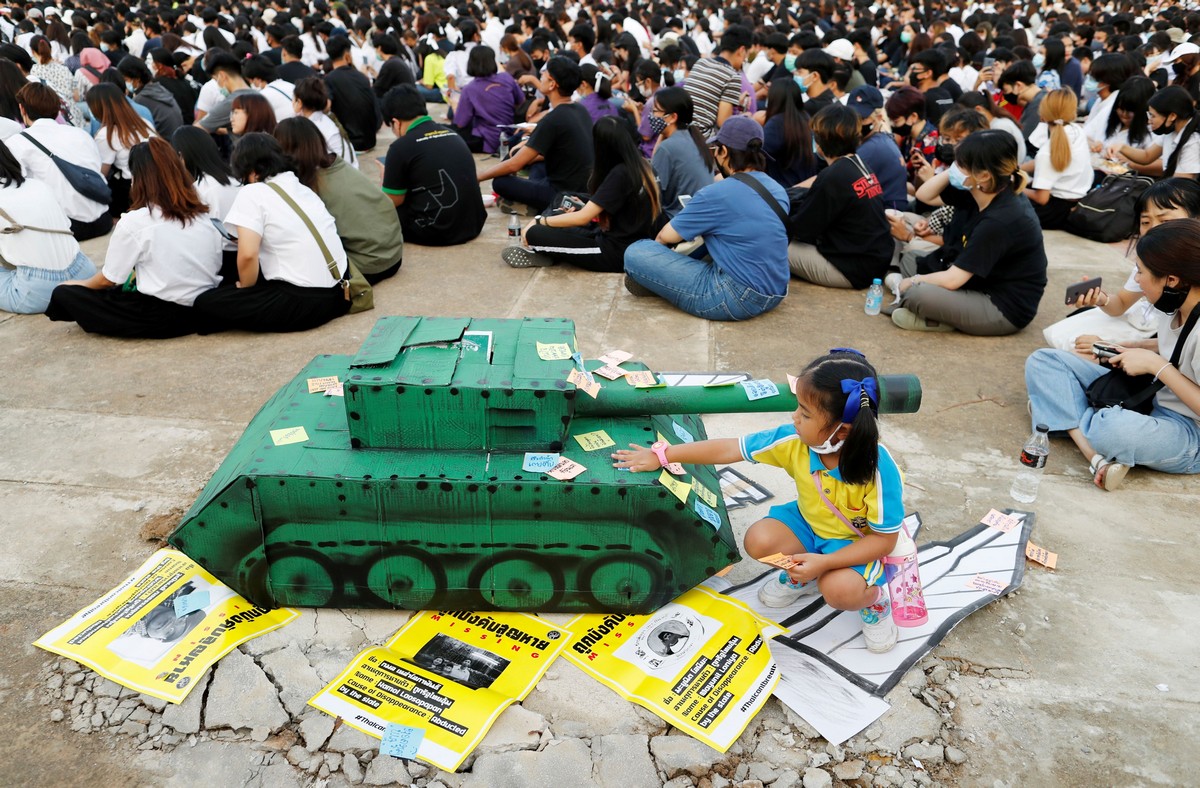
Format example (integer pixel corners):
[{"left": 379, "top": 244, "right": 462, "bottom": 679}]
[
  {"left": 1154, "top": 283, "right": 1191, "bottom": 314},
  {"left": 531, "top": 57, "right": 546, "bottom": 70},
  {"left": 1002, "top": 91, "right": 1020, "bottom": 105},
  {"left": 909, "top": 71, "right": 923, "bottom": 87},
  {"left": 936, "top": 143, "right": 955, "bottom": 164},
  {"left": 1151, "top": 117, "right": 1173, "bottom": 134},
  {"left": 892, "top": 122, "right": 912, "bottom": 138}
]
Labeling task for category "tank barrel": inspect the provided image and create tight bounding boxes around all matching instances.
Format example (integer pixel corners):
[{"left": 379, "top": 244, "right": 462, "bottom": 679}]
[{"left": 575, "top": 375, "right": 921, "bottom": 417}]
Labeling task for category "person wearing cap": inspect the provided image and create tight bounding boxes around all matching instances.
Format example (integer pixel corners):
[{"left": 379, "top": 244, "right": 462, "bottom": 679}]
[
  {"left": 1163, "top": 41, "right": 1200, "bottom": 101},
  {"left": 623, "top": 115, "right": 789, "bottom": 321},
  {"left": 823, "top": 39, "right": 865, "bottom": 92},
  {"left": 850, "top": 86, "right": 908, "bottom": 212},
  {"left": 787, "top": 104, "right": 892, "bottom": 290}
]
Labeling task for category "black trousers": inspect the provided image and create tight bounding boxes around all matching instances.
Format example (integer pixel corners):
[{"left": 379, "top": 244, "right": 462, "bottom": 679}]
[
  {"left": 46, "top": 286, "right": 211, "bottom": 338},
  {"left": 70, "top": 213, "right": 113, "bottom": 242},
  {"left": 525, "top": 224, "right": 622, "bottom": 272},
  {"left": 1033, "top": 195, "right": 1078, "bottom": 231},
  {"left": 192, "top": 279, "right": 350, "bottom": 333},
  {"left": 363, "top": 258, "right": 402, "bottom": 285},
  {"left": 451, "top": 123, "right": 485, "bottom": 153}
]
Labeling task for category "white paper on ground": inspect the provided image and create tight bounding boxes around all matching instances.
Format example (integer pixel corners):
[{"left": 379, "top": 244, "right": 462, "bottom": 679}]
[{"left": 769, "top": 644, "right": 891, "bottom": 745}]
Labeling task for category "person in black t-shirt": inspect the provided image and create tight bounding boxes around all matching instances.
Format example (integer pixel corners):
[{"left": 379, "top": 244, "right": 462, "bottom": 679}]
[
  {"left": 372, "top": 34, "right": 416, "bottom": 98},
  {"left": 502, "top": 116, "right": 659, "bottom": 270},
  {"left": 380, "top": 85, "right": 486, "bottom": 246},
  {"left": 277, "top": 36, "right": 315, "bottom": 84},
  {"left": 894, "top": 130, "right": 1047, "bottom": 335},
  {"left": 908, "top": 49, "right": 955, "bottom": 126},
  {"left": 787, "top": 104, "right": 893, "bottom": 289},
  {"left": 324, "top": 36, "right": 382, "bottom": 152},
  {"left": 476, "top": 57, "right": 594, "bottom": 213}
]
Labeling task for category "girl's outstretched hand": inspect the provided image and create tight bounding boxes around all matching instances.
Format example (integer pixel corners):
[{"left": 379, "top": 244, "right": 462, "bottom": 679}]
[
  {"left": 612, "top": 443, "right": 660, "bottom": 473},
  {"left": 786, "top": 553, "right": 827, "bottom": 584}
]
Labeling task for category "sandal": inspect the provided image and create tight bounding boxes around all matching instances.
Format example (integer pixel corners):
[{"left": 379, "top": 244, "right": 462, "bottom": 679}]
[
  {"left": 1089, "top": 454, "right": 1129, "bottom": 491},
  {"left": 501, "top": 246, "right": 555, "bottom": 268}
]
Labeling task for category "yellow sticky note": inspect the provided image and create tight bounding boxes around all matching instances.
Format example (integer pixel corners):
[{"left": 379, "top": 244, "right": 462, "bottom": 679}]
[
  {"left": 593, "top": 364, "right": 626, "bottom": 380},
  {"left": 658, "top": 470, "right": 691, "bottom": 503},
  {"left": 537, "top": 341, "right": 573, "bottom": 360},
  {"left": 574, "top": 430, "right": 615, "bottom": 451},
  {"left": 547, "top": 457, "right": 587, "bottom": 480},
  {"left": 306, "top": 376, "right": 340, "bottom": 394},
  {"left": 270, "top": 426, "right": 309, "bottom": 446},
  {"left": 1025, "top": 542, "right": 1058, "bottom": 569},
  {"left": 625, "top": 370, "right": 663, "bottom": 388},
  {"left": 566, "top": 368, "right": 601, "bottom": 398},
  {"left": 692, "top": 480, "right": 718, "bottom": 508}
]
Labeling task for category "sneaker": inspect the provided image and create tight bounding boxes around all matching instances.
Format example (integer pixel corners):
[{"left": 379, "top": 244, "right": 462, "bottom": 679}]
[
  {"left": 860, "top": 590, "right": 898, "bottom": 653},
  {"left": 1089, "top": 454, "right": 1129, "bottom": 491},
  {"left": 498, "top": 199, "right": 534, "bottom": 217},
  {"left": 758, "top": 571, "right": 818, "bottom": 607},
  {"left": 502, "top": 246, "right": 555, "bottom": 268},
  {"left": 891, "top": 307, "right": 955, "bottom": 333},
  {"left": 624, "top": 274, "right": 655, "bottom": 297}
]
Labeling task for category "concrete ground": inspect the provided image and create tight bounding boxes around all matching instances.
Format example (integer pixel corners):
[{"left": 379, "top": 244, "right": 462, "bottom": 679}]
[{"left": 1, "top": 129, "right": 1196, "bottom": 787}]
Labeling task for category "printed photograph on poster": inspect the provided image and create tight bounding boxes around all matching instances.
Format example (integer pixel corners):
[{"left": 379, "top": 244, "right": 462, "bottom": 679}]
[
  {"left": 107, "top": 578, "right": 232, "bottom": 668},
  {"left": 409, "top": 633, "right": 510, "bottom": 690}
]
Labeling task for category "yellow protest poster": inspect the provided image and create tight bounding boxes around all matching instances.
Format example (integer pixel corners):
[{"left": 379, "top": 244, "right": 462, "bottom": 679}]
[
  {"left": 307, "top": 611, "right": 571, "bottom": 772},
  {"left": 34, "top": 549, "right": 297, "bottom": 703},
  {"left": 564, "top": 586, "right": 783, "bottom": 751}
]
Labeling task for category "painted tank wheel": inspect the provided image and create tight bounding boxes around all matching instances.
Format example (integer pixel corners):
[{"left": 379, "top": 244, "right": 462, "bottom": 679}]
[
  {"left": 365, "top": 548, "right": 446, "bottom": 609},
  {"left": 247, "top": 546, "right": 341, "bottom": 607},
  {"left": 468, "top": 551, "right": 564, "bottom": 611},
  {"left": 577, "top": 553, "right": 664, "bottom": 613}
]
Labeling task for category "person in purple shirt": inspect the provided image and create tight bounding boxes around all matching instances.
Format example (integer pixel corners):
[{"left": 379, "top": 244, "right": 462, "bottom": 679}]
[
  {"left": 579, "top": 64, "right": 620, "bottom": 124},
  {"left": 629, "top": 60, "right": 672, "bottom": 158},
  {"left": 453, "top": 46, "right": 524, "bottom": 153}
]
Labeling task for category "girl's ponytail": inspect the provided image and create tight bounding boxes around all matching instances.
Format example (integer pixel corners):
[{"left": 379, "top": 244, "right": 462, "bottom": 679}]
[{"left": 798, "top": 352, "right": 882, "bottom": 486}]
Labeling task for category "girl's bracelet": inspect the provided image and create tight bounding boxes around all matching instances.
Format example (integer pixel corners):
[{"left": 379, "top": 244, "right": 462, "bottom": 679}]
[
  {"left": 1154, "top": 363, "right": 1173, "bottom": 382},
  {"left": 1100, "top": 292, "right": 1111, "bottom": 307}
]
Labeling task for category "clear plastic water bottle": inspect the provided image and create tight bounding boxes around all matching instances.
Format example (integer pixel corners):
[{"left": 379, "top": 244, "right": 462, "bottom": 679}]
[
  {"left": 507, "top": 213, "right": 521, "bottom": 244},
  {"left": 1010, "top": 424, "right": 1050, "bottom": 503},
  {"left": 865, "top": 278, "right": 884, "bottom": 315},
  {"left": 884, "top": 528, "right": 928, "bottom": 628}
]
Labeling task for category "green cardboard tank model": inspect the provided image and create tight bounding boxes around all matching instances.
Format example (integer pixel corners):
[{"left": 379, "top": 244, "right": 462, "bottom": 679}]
[{"left": 168, "top": 316, "right": 921, "bottom": 614}]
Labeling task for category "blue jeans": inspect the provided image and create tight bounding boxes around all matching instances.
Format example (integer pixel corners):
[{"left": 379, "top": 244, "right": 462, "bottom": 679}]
[
  {"left": 623, "top": 239, "right": 784, "bottom": 321},
  {"left": 417, "top": 84, "right": 445, "bottom": 104},
  {"left": 1025, "top": 348, "right": 1200, "bottom": 473},
  {"left": 0, "top": 251, "right": 96, "bottom": 314}
]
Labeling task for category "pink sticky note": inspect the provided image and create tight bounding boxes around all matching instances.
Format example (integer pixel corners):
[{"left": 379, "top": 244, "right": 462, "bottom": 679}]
[
  {"left": 966, "top": 574, "right": 1007, "bottom": 595},
  {"left": 665, "top": 462, "right": 686, "bottom": 475},
  {"left": 787, "top": 374, "right": 799, "bottom": 394},
  {"left": 547, "top": 457, "right": 587, "bottom": 481},
  {"left": 598, "top": 349, "right": 633, "bottom": 366},
  {"left": 1025, "top": 542, "right": 1058, "bottom": 569},
  {"left": 566, "top": 368, "right": 601, "bottom": 398},
  {"left": 980, "top": 509, "right": 1021, "bottom": 533}
]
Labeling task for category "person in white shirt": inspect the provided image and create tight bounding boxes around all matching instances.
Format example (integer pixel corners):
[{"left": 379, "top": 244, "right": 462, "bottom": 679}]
[
  {"left": 8, "top": 82, "right": 111, "bottom": 240},
  {"left": 1109, "top": 86, "right": 1200, "bottom": 180},
  {"left": 1081, "top": 54, "right": 1135, "bottom": 151},
  {"left": 292, "top": 77, "right": 357, "bottom": 168},
  {"left": 86, "top": 83, "right": 156, "bottom": 216},
  {"left": 0, "top": 140, "right": 95, "bottom": 314},
  {"left": 1026, "top": 88, "right": 1093, "bottom": 229},
  {"left": 193, "top": 133, "right": 351, "bottom": 333},
  {"left": 242, "top": 56, "right": 295, "bottom": 122},
  {"left": 172, "top": 126, "right": 242, "bottom": 280},
  {"left": 46, "top": 138, "right": 222, "bottom": 337}
]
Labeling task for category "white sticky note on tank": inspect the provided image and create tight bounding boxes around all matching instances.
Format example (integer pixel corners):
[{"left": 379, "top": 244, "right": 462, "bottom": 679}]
[
  {"left": 740, "top": 379, "right": 780, "bottom": 401},
  {"left": 523, "top": 453, "right": 561, "bottom": 473}
]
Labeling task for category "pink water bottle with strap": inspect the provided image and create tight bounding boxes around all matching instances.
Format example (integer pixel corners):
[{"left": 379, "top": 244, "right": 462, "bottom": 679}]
[{"left": 884, "top": 527, "right": 928, "bottom": 627}]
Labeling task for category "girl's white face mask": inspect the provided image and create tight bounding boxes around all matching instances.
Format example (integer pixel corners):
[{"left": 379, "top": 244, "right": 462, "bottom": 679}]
[{"left": 811, "top": 425, "right": 845, "bottom": 454}]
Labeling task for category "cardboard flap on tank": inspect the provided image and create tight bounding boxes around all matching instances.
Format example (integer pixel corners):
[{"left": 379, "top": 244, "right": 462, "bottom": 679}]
[
  {"left": 351, "top": 316, "right": 422, "bottom": 367},
  {"left": 511, "top": 320, "right": 579, "bottom": 388}
]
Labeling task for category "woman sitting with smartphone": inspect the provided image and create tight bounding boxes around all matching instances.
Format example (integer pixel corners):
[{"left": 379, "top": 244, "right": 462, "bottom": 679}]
[{"left": 1024, "top": 218, "right": 1200, "bottom": 490}]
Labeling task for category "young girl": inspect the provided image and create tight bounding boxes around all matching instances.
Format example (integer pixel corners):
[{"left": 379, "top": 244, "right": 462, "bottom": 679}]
[
  {"left": 1025, "top": 88, "right": 1092, "bottom": 230},
  {"left": 612, "top": 350, "right": 905, "bottom": 654}
]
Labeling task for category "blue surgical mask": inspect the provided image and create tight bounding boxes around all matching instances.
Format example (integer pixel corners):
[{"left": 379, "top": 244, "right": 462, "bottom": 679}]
[
  {"left": 673, "top": 68, "right": 685, "bottom": 83},
  {"left": 784, "top": 53, "right": 797, "bottom": 72},
  {"left": 1084, "top": 76, "right": 1100, "bottom": 93},
  {"left": 125, "top": 81, "right": 135, "bottom": 94},
  {"left": 947, "top": 162, "right": 970, "bottom": 190},
  {"left": 1033, "top": 53, "right": 1045, "bottom": 69},
  {"left": 795, "top": 73, "right": 810, "bottom": 93}
]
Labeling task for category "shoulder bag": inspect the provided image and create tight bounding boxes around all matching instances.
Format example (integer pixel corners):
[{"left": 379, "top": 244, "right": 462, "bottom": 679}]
[
  {"left": 731, "top": 172, "right": 789, "bottom": 225},
  {"left": 266, "top": 182, "right": 374, "bottom": 314},
  {"left": 20, "top": 132, "right": 112, "bottom": 205},
  {"left": 1085, "top": 306, "right": 1199, "bottom": 414},
  {"left": 1065, "top": 173, "right": 1154, "bottom": 244}
]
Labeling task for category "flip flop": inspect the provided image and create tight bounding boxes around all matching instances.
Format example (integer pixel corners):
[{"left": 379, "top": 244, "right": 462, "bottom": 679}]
[
  {"left": 1089, "top": 454, "right": 1129, "bottom": 491},
  {"left": 501, "top": 246, "right": 555, "bottom": 268}
]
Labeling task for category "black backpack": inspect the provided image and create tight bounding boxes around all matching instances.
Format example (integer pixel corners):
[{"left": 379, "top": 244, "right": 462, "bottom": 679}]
[{"left": 1065, "top": 173, "right": 1154, "bottom": 244}]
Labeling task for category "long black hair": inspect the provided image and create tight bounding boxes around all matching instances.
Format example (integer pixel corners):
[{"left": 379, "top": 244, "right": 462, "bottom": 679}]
[
  {"left": 0, "top": 138, "right": 25, "bottom": 188},
  {"left": 1149, "top": 86, "right": 1197, "bottom": 178},
  {"left": 230, "top": 132, "right": 293, "bottom": 183},
  {"left": 797, "top": 351, "right": 881, "bottom": 486},
  {"left": 589, "top": 115, "right": 660, "bottom": 219},
  {"left": 1042, "top": 38, "right": 1067, "bottom": 78},
  {"left": 653, "top": 86, "right": 714, "bottom": 172},
  {"left": 1107, "top": 76, "right": 1154, "bottom": 147},
  {"left": 171, "top": 125, "right": 236, "bottom": 187},
  {"left": 764, "top": 78, "right": 813, "bottom": 172}
]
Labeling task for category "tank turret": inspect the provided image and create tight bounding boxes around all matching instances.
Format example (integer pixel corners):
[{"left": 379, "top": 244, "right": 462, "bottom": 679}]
[{"left": 168, "top": 317, "right": 920, "bottom": 614}]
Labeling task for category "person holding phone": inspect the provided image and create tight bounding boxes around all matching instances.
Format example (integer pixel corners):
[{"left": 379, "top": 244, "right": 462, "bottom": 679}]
[{"left": 46, "top": 138, "right": 222, "bottom": 338}]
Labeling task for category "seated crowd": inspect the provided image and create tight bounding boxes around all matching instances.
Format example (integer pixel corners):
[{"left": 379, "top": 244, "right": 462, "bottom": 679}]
[{"left": 0, "top": 1, "right": 1196, "bottom": 494}]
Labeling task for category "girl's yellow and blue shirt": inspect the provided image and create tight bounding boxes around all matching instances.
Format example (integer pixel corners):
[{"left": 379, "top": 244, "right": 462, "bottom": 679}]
[{"left": 739, "top": 424, "right": 904, "bottom": 541}]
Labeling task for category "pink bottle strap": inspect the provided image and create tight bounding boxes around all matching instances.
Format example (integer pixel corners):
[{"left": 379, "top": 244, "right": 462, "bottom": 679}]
[{"left": 811, "top": 471, "right": 866, "bottom": 537}]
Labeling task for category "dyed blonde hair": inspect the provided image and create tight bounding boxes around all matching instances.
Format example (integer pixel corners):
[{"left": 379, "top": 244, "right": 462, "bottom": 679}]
[{"left": 1039, "top": 88, "right": 1077, "bottom": 173}]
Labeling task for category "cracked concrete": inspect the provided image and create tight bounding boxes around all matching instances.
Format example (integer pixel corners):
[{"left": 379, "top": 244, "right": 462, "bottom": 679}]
[{"left": 4, "top": 124, "right": 1197, "bottom": 787}]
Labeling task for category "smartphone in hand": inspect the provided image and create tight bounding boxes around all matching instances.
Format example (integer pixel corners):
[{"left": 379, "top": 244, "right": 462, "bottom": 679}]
[{"left": 1065, "top": 276, "right": 1102, "bottom": 305}]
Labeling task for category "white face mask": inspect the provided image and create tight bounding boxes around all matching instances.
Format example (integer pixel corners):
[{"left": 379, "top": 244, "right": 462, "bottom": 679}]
[{"left": 810, "top": 425, "right": 845, "bottom": 454}]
